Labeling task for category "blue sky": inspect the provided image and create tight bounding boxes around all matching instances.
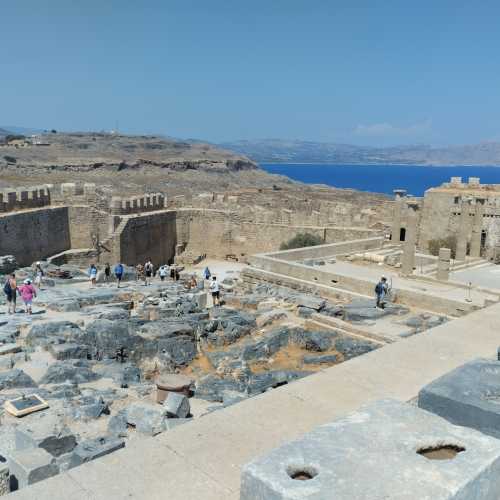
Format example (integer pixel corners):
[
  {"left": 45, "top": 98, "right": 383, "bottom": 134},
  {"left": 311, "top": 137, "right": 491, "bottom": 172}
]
[{"left": 1, "top": 1, "right": 500, "bottom": 146}]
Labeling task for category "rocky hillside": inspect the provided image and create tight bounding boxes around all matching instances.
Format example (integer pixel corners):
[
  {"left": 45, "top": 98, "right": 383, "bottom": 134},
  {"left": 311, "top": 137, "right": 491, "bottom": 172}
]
[
  {"left": 219, "top": 139, "right": 500, "bottom": 166},
  {"left": 0, "top": 132, "right": 261, "bottom": 195}
]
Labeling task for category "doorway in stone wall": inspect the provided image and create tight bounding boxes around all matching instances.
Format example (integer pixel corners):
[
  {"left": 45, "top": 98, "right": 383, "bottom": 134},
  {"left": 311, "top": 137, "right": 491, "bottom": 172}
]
[{"left": 399, "top": 227, "right": 406, "bottom": 242}]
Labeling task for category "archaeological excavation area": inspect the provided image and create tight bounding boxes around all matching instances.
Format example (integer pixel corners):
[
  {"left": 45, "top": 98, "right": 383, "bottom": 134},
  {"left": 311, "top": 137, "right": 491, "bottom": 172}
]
[{"left": 1, "top": 177, "right": 500, "bottom": 498}]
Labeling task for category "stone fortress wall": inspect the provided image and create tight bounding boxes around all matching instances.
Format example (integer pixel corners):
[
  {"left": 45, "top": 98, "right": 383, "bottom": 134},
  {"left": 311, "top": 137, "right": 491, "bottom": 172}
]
[
  {"left": 0, "top": 182, "right": 392, "bottom": 267},
  {"left": 392, "top": 176, "right": 500, "bottom": 261}
]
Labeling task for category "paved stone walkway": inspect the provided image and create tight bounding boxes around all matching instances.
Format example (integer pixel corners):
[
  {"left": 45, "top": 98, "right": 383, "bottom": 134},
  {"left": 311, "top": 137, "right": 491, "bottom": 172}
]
[{"left": 10, "top": 302, "right": 500, "bottom": 500}]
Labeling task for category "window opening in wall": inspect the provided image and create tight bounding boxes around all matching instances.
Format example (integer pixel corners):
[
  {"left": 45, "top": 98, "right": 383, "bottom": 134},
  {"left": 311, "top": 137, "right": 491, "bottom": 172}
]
[
  {"left": 454, "top": 196, "right": 460, "bottom": 204},
  {"left": 399, "top": 227, "right": 406, "bottom": 242}
]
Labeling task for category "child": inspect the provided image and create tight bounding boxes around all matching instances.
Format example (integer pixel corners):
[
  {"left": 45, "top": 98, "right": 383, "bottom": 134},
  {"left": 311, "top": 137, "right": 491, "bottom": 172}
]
[{"left": 19, "top": 279, "right": 37, "bottom": 315}]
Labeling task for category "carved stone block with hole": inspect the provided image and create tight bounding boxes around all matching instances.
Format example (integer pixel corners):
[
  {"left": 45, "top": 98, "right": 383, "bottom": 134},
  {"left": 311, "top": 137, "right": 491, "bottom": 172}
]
[{"left": 240, "top": 399, "right": 500, "bottom": 499}]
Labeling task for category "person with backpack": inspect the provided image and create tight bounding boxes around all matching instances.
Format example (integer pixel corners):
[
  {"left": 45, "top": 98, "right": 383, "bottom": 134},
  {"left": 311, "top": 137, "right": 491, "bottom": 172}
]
[
  {"left": 4, "top": 273, "right": 18, "bottom": 314},
  {"left": 209, "top": 276, "right": 220, "bottom": 307},
  {"left": 18, "top": 279, "right": 37, "bottom": 315},
  {"left": 144, "top": 259, "right": 154, "bottom": 286},
  {"left": 114, "top": 262, "right": 124, "bottom": 288},
  {"left": 375, "top": 276, "right": 388, "bottom": 309}
]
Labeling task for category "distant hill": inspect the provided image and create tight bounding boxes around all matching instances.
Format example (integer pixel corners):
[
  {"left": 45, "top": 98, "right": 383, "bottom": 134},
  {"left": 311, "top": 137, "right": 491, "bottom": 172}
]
[
  {"left": 218, "top": 139, "right": 500, "bottom": 166},
  {"left": 0, "top": 125, "right": 44, "bottom": 136},
  {"left": 0, "top": 128, "right": 11, "bottom": 137}
]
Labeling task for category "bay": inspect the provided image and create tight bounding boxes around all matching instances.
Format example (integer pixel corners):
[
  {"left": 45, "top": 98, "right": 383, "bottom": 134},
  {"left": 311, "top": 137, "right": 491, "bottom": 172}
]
[{"left": 261, "top": 164, "right": 500, "bottom": 197}]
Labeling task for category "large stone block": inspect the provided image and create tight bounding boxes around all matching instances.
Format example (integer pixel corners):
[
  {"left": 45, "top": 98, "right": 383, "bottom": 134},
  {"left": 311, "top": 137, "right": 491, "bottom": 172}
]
[
  {"left": 418, "top": 358, "right": 500, "bottom": 439},
  {"left": 164, "top": 392, "right": 190, "bottom": 418},
  {"left": 240, "top": 399, "right": 500, "bottom": 500},
  {"left": 15, "top": 415, "right": 77, "bottom": 457},
  {"left": 8, "top": 448, "right": 59, "bottom": 489},
  {"left": 126, "top": 402, "right": 167, "bottom": 436}
]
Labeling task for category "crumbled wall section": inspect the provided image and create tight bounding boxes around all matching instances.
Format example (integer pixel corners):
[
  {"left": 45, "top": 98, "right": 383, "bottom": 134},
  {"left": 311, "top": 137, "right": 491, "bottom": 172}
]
[{"left": 0, "top": 207, "right": 71, "bottom": 266}]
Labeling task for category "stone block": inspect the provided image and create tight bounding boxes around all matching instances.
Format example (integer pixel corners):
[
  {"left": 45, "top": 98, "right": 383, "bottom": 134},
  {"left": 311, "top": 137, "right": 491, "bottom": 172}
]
[
  {"left": 48, "top": 343, "right": 89, "bottom": 361},
  {"left": 164, "top": 392, "right": 190, "bottom": 418},
  {"left": 8, "top": 447, "right": 59, "bottom": 489},
  {"left": 0, "top": 369, "right": 36, "bottom": 390},
  {"left": 418, "top": 358, "right": 500, "bottom": 439},
  {"left": 241, "top": 399, "right": 500, "bottom": 500},
  {"left": 126, "top": 402, "right": 167, "bottom": 436},
  {"left": 15, "top": 415, "right": 76, "bottom": 457},
  {"left": 69, "top": 436, "right": 125, "bottom": 468}
]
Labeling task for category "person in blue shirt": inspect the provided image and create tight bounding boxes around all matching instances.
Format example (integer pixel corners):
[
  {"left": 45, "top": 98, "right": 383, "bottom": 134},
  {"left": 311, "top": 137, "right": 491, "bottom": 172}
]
[{"left": 114, "top": 262, "right": 124, "bottom": 288}]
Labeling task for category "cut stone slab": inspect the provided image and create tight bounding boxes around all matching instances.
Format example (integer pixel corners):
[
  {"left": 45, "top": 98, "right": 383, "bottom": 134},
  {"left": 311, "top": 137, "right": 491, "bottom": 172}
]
[
  {"left": 418, "top": 358, "right": 500, "bottom": 439},
  {"left": 69, "top": 436, "right": 125, "bottom": 468},
  {"left": 291, "top": 295, "right": 325, "bottom": 311},
  {"left": 240, "top": 399, "right": 500, "bottom": 500},
  {"left": 15, "top": 415, "right": 76, "bottom": 457},
  {"left": 256, "top": 309, "right": 290, "bottom": 328},
  {"left": 8, "top": 447, "right": 59, "bottom": 489},
  {"left": 164, "top": 392, "right": 190, "bottom": 418}
]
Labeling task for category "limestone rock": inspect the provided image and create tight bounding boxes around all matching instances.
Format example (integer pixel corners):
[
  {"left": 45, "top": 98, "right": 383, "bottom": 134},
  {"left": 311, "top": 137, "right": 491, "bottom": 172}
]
[{"left": 0, "top": 369, "right": 36, "bottom": 390}]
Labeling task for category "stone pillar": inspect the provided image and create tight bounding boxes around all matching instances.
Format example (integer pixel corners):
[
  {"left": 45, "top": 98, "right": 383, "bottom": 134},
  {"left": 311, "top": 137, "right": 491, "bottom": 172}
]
[
  {"left": 437, "top": 247, "right": 451, "bottom": 281},
  {"left": 456, "top": 199, "right": 470, "bottom": 261},
  {"left": 470, "top": 203, "right": 484, "bottom": 258},
  {"left": 401, "top": 203, "right": 418, "bottom": 275},
  {"left": 391, "top": 189, "right": 407, "bottom": 243}
]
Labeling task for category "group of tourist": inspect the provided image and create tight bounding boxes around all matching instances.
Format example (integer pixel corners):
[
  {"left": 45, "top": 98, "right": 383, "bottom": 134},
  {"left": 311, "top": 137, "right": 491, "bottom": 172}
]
[
  {"left": 88, "top": 262, "right": 125, "bottom": 288},
  {"left": 3, "top": 272, "right": 38, "bottom": 315}
]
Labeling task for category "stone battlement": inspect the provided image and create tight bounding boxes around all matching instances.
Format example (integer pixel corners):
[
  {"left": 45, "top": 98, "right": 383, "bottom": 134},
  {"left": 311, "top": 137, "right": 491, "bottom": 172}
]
[
  {"left": 109, "top": 193, "right": 167, "bottom": 215},
  {"left": 0, "top": 185, "right": 51, "bottom": 213}
]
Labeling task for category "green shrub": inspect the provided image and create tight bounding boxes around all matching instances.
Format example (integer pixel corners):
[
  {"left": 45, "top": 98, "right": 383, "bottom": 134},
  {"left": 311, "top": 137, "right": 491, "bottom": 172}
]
[
  {"left": 428, "top": 235, "right": 457, "bottom": 259},
  {"left": 280, "top": 233, "right": 324, "bottom": 250}
]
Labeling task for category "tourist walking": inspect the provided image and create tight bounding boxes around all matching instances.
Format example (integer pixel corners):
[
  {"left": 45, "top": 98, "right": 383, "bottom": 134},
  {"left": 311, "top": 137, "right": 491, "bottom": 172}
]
[
  {"left": 19, "top": 279, "right": 37, "bottom": 315},
  {"left": 159, "top": 265, "right": 168, "bottom": 282},
  {"left": 144, "top": 259, "right": 154, "bottom": 286},
  {"left": 89, "top": 264, "right": 98, "bottom": 288},
  {"left": 104, "top": 263, "right": 111, "bottom": 283},
  {"left": 114, "top": 262, "right": 124, "bottom": 288},
  {"left": 375, "top": 276, "right": 388, "bottom": 308},
  {"left": 203, "top": 266, "right": 211, "bottom": 280},
  {"left": 4, "top": 273, "right": 18, "bottom": 314},
  {"left": 34, "top": 262, "right": 44, "bottom": 289},
  {"left": 136, "top": 263, "right": 144, "bottom": 283},
  {"left": 209, "top": 276, "right": 220, "bottom": 307}
]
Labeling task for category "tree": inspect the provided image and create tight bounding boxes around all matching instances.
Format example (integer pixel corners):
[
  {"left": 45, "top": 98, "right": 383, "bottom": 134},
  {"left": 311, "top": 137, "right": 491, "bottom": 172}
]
[{"left": 280, "top": 232, "right": 324, "bottom": 250}]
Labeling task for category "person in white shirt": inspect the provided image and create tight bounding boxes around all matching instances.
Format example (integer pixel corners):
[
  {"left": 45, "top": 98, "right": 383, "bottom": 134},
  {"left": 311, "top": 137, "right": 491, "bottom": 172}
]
[{"left": 209, "top": 276, "right": 220, "bottom": 307}]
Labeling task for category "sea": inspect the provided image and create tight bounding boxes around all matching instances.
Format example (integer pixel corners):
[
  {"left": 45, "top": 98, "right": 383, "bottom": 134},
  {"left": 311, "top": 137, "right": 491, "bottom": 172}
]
[{"left": 260, "top": 164, "right": 500, "bottom": 197}]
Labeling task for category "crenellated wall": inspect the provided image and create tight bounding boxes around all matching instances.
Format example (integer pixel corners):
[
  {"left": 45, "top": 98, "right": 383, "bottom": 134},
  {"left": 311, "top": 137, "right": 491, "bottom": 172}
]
[
  {"left": 110, "top": 193, "right": 167, "bottom": 215},
  {"left": 0, "top": 185, "right": 51, "bottom": 212}
]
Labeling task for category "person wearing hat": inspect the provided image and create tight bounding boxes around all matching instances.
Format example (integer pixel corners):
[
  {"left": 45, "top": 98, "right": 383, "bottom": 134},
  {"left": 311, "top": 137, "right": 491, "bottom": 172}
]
[
  {"left": 18, "top": 278, "right": 37, "bottom": 315},
  {"left": 374, "top": 276, "right": 388, "bottom": 309}
]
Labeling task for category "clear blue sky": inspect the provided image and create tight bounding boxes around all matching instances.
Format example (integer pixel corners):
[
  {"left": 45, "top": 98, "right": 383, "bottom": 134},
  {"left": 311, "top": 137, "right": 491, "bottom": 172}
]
[{"left": 2, "top": 1, "right": 500, "bottom": 146}]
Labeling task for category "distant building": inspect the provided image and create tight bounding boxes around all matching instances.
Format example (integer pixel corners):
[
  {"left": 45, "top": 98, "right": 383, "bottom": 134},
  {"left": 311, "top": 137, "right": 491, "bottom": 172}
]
[{"left": 392, "top": 177, "right": 500, "bottom": 261}]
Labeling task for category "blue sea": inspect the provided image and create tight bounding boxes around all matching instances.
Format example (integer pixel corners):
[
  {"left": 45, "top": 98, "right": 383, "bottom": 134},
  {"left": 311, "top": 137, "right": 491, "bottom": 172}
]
[{"left": 261, "top": 164, "right": 500, "bottom": 197}]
